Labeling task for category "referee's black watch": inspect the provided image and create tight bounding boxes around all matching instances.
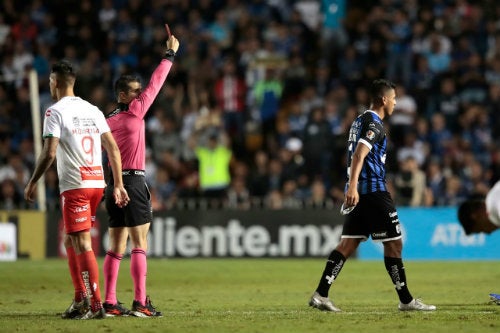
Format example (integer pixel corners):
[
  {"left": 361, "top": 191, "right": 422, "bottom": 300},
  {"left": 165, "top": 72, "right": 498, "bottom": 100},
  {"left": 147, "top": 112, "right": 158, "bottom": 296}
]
[{"left": 164, "top": 49, "right": 176, "bottom": 61}]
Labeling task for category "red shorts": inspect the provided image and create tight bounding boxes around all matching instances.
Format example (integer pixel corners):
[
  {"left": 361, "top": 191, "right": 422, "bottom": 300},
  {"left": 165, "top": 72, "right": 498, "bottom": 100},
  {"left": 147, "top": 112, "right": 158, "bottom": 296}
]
[{"left": 60, "top": 188, "right": 103, "bottom": 234}]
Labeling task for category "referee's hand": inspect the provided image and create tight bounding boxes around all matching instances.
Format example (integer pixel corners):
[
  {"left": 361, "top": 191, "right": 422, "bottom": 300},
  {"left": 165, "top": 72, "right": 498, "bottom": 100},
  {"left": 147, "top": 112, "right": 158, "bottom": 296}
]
[
  {"left": 166, "top": 35, "right": 179, "bottom": 53},
  {"left": 114, "top": 186, "right": 130, "bottom": 208}
]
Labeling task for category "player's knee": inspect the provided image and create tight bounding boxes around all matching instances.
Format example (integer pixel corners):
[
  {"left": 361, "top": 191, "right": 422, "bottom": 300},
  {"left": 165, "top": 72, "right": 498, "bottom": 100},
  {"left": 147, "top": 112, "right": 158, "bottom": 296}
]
[
  {"left": 336, "top": 239, "right": 360, "bottom": 258},
  {"left": 382, "top": 240, "right": 402, "bottom": 257}
]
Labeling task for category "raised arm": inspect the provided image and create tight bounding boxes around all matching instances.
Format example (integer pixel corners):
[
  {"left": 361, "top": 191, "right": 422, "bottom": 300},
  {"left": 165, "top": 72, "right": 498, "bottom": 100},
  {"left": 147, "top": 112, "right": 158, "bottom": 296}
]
[{"left": 133, "top": 32, "right": 180, "bottom": 118}]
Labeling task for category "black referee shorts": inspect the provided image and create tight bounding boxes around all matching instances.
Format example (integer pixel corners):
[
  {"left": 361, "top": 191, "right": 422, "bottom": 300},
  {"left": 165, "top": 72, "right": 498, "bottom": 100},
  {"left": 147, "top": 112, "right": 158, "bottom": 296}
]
[
  {"left": 105, "top": 170, "right": 153, "bottom": 228},
  {"left": 341, "top": 191, "right": 402, "bottom": 242}
]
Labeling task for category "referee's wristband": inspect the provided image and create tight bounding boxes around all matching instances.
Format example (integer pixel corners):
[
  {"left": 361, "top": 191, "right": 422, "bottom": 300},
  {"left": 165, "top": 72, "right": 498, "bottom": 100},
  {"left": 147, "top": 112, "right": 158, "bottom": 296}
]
[{"left": 164, "top": 49, "right": 176, "bottom": 61}]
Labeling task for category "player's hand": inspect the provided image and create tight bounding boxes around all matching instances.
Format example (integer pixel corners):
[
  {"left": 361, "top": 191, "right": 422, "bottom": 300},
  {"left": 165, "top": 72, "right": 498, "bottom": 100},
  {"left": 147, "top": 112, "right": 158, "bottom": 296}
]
[
  {"left": 344, "top": 186, "right": 359, "bottom": 208},
  {"left": 24, "top": 182, "right": 36, "bottom": 202},
  {"left": 113, "top": 186, "right": 130, "bottom": 208}
]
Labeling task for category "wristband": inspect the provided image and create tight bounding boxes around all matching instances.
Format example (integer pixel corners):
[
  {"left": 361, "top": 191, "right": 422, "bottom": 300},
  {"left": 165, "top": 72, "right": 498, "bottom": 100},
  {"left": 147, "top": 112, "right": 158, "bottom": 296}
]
[{"left": 165, "top": 49, "right": 176, "bottom": 60}]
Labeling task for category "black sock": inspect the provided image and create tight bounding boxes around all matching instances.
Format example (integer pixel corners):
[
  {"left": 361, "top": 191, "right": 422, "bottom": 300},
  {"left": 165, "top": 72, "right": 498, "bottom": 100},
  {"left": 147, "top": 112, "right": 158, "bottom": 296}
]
[
  {"left": 316, "top": 250, "right": 346, "bottom": 297},
  {"left": 384, "top": 256, "right": 413, "bottom": 304}
]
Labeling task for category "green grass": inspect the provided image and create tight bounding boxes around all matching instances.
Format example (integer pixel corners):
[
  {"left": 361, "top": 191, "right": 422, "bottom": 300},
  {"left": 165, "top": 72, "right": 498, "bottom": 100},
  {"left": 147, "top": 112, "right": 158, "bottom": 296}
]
[{"left": 0, "top": 258, "right": 499, "bottom": 332}]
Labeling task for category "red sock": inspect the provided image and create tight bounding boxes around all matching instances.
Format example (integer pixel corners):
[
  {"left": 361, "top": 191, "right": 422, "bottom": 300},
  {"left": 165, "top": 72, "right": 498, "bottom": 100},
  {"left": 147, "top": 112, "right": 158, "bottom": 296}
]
[
  {"left": 131, "top": 248, "right": 147, "bottom": 305},
  {"left": 66, "top": 246, "right": 86, "bottom": 302},
  {"left": 103, "top": 251, "right": 122, "bottom": 305},
  {"left": 77, "top": 250, "right": 102, "bottom": 312}
]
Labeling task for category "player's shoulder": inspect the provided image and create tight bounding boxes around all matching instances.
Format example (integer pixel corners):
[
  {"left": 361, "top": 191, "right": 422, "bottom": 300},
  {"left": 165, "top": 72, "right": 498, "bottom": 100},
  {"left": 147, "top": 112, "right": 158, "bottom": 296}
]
[
  {"left": 360, "top": 110, "right": 383, "bottom": 125},
  {"left": 49, "top": 97, "right": 104, "bottom": 119}
]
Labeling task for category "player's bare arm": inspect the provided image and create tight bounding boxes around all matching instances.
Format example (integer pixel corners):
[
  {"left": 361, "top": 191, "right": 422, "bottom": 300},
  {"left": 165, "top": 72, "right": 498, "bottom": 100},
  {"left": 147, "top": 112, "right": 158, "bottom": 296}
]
[
  {"left": 345, "top": 143, "right": 370, "bottom": 208},
  {"left": 24, "top": 137, "right": 59, "bottom": 202}
]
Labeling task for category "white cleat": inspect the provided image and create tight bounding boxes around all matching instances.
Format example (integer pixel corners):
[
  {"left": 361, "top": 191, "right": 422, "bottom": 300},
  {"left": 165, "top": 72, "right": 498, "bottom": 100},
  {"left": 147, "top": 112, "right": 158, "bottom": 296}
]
[
  {"left": 398, "top": 298, "right": 436, "bottom": 311},
  {"left": 309, "top": 291, "right": 341, "bottom": 312}
]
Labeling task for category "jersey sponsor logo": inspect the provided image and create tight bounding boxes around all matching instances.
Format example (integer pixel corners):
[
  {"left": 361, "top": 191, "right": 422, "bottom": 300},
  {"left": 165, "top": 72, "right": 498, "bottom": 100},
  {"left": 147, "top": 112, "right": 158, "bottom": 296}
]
[
  {"left": 75, "top": 216, "right": 88, "bottom": 223},
  {"left": 122, "top": 170, "right": 145, "bottom": 176},
  {"left": 74, "top": 203, "right": 89, "bottom": 213},
  {"left": 45, "top": 109, "right": 52, "bottom": 117},
  {"left": 80, "top": 166, "right": 104, "bottom": 181},
  {"left": 372, "top": 231, "right": 388, "bottom": 238}
]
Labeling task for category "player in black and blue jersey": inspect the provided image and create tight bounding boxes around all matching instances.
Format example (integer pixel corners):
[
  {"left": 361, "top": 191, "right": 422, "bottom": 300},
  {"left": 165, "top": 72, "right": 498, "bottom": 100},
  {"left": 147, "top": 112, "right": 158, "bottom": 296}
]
[{"left": 309, "top": 79, "right": 436, "bottom": 312}]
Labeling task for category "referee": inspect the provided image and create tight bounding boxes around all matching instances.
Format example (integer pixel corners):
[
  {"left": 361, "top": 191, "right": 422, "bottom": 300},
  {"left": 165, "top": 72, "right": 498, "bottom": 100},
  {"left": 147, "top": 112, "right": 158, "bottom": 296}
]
[
  {"left": 309, "top": 79, "right": 436, "bottom": 312},
  {"left": 102, "top": 28, "right": 179, "bottom": 317}
]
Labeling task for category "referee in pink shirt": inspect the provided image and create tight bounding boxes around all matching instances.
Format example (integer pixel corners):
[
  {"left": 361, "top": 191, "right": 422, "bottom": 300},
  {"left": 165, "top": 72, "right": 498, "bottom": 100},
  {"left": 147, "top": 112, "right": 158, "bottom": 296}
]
[{"left": 102, "top": 26, "right": 179, "bottom": 317}]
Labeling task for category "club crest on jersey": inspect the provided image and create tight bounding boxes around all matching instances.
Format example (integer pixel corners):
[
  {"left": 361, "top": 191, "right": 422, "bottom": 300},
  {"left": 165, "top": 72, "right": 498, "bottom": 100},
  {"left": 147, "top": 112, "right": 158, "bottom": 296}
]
[
  {"left": 365, "top": 130, "right": 375, "bottom": 140},
  {"left": 45, "top": 109, "right": 51, "bottom": 117}
]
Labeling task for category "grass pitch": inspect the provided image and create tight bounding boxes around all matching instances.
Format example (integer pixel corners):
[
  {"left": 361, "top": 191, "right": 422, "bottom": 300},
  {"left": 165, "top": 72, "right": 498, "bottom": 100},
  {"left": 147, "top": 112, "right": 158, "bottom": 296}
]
[{"left": 0, "top": 258, "right": 499, "bottom": 333}]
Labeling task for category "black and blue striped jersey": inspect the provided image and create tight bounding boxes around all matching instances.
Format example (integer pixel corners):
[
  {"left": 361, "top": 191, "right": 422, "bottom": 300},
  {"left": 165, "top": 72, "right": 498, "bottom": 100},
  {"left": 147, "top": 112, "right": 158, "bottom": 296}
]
[{"left": 345, "top": 110, "right": 387, "bottom": 194}]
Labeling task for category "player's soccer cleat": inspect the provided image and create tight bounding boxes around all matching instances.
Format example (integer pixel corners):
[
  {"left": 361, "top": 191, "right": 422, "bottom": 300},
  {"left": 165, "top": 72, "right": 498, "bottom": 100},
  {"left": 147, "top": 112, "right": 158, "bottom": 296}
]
[
  {"left": 103, "top": 301, "right": 131, "bottom": 317},
  {"left": 489, "top": 293, "right": 500, "bottom": 305},
  {"left": 308, "top": 291, "right": 341, "bottom": 312},
  {"left": 398, "top": 298, "right": 436, "bottom": 311},
  {"left": 61, "top": 298, "right": 90, "bottom": 319},
  {"left": 76, "top": 307, "right": 107, "bottom": 319},
  {"left": 131, "top": 296, "right": 163, "bottom": 317}
]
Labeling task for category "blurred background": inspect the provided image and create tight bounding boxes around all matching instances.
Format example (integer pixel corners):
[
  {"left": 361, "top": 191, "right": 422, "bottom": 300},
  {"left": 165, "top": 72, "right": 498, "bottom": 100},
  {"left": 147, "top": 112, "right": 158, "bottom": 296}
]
[{"left": 2, "top": 0, "right": 500, "bottom": 260}]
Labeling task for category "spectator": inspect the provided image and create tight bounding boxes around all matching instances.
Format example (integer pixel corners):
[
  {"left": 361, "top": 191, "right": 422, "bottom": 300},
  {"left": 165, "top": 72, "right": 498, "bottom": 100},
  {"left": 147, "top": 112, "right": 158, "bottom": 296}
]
[
  {"left": 213, "top": 57, "right": 247, "bottom": 156},
  {"left": 389, "top": 84, "right": 417, "bottom": 148},
  {"left": 0, "top": 178, "right": 25, "bottom": 210},
  {"left": 226, "top": 177, "right": 251, "bottom": 210},
  {"left": 151, "top": 168, "right": 177, "bottom": 211},
  {"left": 302, "top": 106, "right": 333, "bottom": 182},
  {"left": 423, "top": 31, "right": 451, "bottom": 75},
  {"left": 428, "top": 112, "right": 453, "bottom": 158},
  {"left": 252, "top": 67, "right": 283, "bottom": 145},
  {"left": 396, "top": 130, "right": 428, "bottom": 168},
  {"left": 383, "top": 9, "right": 412, "bottom": 87},
  {"left": 394, "top": 156, "right": 428, "bottom": 207},
  {"left": 426, "top": 159, "right": 446, "bottom": 206},
  {"left": 192, "top": 131, "right": 233, "bottom": 208},
  {"left": 281, "top": 179, "right": 302, "bottom": 209},
  {"left": 304, "top": 179, "right": 334, "bottom": 209},
  {"left": 248, "top": 150, "right": 270, "bottom": 198}
]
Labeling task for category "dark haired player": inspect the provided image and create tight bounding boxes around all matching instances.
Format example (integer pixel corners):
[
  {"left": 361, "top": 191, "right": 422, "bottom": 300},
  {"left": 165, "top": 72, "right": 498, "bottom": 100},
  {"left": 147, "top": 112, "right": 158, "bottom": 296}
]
[
  {"left": 458, "top": 183, "right": 500, "bottom": 304},
  {"left": 25, "top": 60, "right": 129, "bottom": 319},
  {"left": 309, "top": 79, "right": 436, "bottom": 312},
  {"left": 101, "top": 28, "right": 179, "bottom": 317}
]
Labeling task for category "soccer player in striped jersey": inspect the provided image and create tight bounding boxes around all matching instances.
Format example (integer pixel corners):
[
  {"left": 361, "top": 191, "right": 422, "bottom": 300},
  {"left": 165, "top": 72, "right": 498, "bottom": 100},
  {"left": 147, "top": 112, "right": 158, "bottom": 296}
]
[{"left": 309, "top": 79, "right": 436, "bottom": 312}]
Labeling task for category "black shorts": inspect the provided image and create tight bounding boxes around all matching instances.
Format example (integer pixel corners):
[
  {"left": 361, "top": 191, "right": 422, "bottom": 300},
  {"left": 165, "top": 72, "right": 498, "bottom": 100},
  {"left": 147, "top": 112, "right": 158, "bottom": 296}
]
[
  {"left": 341, "top": 191, "right": 402, "bottom": 242},
  {"left": 105, "top": 170, "right": 153, "bottom": 228}
]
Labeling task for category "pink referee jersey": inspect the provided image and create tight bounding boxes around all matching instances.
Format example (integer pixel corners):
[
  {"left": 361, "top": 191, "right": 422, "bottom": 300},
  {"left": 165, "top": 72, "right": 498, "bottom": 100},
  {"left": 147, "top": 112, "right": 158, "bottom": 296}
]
[
  {"left": 43, "top": 96, "right": 109, "bottom": 193},
  {"left": 106, "top": 59, "right": 173, "bottom": 170}
]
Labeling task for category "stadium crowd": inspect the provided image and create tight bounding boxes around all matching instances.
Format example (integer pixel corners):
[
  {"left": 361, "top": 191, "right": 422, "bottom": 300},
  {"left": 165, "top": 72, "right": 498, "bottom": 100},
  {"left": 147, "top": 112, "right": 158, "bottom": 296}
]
[{"left": 1, "top": 0, "right": 500, "bottom": 211}]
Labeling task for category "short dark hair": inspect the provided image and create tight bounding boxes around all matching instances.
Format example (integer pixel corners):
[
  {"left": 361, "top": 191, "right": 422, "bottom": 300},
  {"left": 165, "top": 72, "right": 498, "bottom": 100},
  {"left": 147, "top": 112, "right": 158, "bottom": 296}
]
[
  {"left": 369, "top": 79, "right": 395, "bottom": 104},
  {"left": 457, "top": 198, "right": 484, "bottom": 235},
  {"left": 51, "top": 60, "right": 76, "bottom": 87},
  {"left": 114, "top": 74, "right": 141, "bottom": 98}
]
